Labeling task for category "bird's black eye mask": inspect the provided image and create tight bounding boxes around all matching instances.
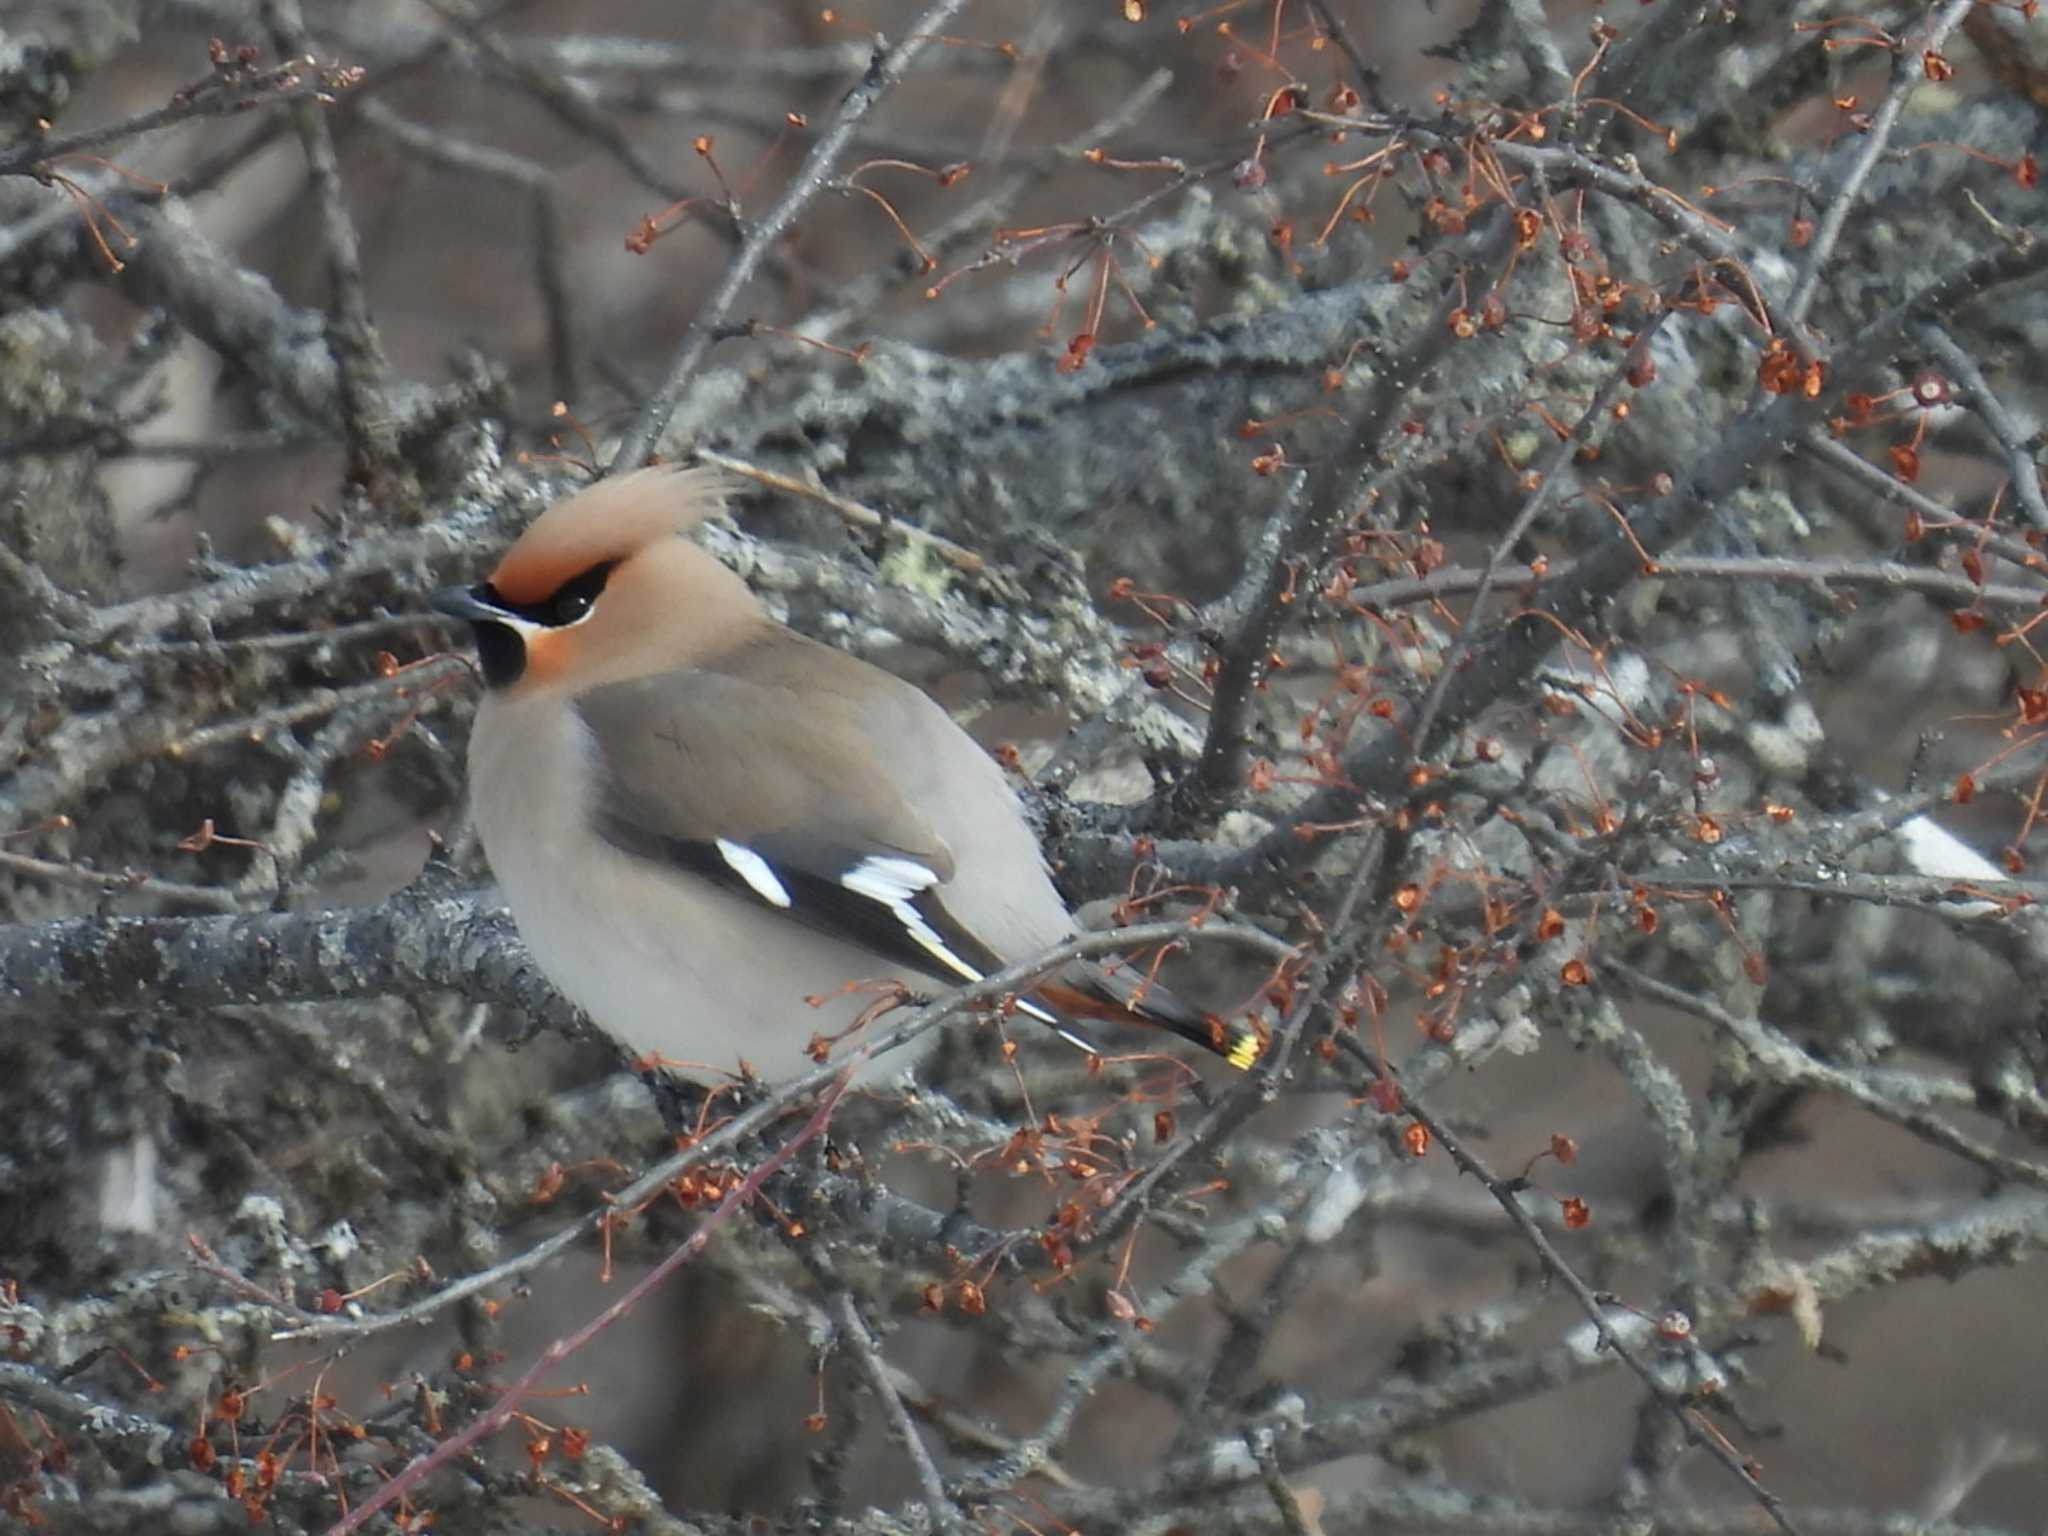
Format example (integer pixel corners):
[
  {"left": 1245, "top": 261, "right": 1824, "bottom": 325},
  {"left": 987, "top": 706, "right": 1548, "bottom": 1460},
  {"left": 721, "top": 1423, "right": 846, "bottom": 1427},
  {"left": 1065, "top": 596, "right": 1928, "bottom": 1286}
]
[
  {"left": 496, "top": 561, "right": 619, "bottom": 629},
  {"left": 435, "top": 561, "right": 619, "bottom": 690}
]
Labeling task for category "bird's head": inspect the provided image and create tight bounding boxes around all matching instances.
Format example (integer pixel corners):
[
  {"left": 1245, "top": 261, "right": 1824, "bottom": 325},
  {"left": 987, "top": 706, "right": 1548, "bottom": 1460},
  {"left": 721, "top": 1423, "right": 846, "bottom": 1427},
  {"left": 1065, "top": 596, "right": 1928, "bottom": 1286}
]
[{"left": 431, "top": 466, "right": 755, "bottom": 691}]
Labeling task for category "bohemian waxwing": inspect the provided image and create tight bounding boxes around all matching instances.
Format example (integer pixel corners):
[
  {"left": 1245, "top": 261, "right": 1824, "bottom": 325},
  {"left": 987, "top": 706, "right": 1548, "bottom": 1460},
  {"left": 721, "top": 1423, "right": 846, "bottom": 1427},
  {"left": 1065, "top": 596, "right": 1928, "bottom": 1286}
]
[{"left": 431, "top": 466, "right": 1260, "bottom": 1082}]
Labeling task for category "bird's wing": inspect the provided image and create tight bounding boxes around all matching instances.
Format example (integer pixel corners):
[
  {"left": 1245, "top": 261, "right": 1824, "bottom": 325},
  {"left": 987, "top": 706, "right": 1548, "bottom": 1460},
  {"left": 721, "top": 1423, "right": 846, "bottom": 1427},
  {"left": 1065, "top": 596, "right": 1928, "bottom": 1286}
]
[
  {"left": 577, "top": 641, "right": 1264, "bottom": 1070},
  {"left": 574, "top": 657, "right": 1016, "bottom": 989}
]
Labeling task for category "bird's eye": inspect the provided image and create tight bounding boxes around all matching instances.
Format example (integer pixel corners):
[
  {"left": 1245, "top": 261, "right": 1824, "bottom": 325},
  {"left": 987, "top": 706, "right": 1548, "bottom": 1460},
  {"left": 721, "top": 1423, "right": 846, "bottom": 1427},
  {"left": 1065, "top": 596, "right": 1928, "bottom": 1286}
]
[{"left": 542, "top": 562, "right": 616, "bottom": 627}]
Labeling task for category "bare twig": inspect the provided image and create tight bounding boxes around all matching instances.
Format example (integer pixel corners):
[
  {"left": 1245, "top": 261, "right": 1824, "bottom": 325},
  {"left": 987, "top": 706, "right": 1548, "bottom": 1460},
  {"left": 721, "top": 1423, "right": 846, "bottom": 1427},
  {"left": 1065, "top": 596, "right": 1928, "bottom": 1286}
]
[
  {"left": 317, "top": 1071, "right": 851, "bottom": 1536},
  {"left": 0, "top": 847, "right": 243, "bottom": 914},
  {"left": 0, "top": 46, "right": 353, "bottom": 179},
  {"left": 1304, "top": 0, "right": 1391, "bottom": 115},
  {"left": 1784, "top": 0, "right": 1977, "bottom": 326},
  {"left": 1611, "top": 962, "right": 2048, "bottom": 1193},
  {"left": 832, "top": 1291, "right": 962, "bottom": 1533},
  {"left": 354, "top": 98, "right": 580, "bottom": 403},
  {"left": 262, "top": 0, "right": 397, "bottom": 487},
  {"left": 1331, "top": 1040, "right": 1801, "bottom": 1535},
  {"left": 694, "top": 447, "right": 994, "bottom": 576},
  {"left": 1247, "top": 1426, "right": 1316, "bottom": 1536},
  {"left": 608, "top": 0, "right": 972, "bottom": 470},
  {"left": 1916, "top": 322, "right": 2048, "bottom": 532},
  {"left": 249, "top": 912, "right": 1292, "bottom": 1343}
]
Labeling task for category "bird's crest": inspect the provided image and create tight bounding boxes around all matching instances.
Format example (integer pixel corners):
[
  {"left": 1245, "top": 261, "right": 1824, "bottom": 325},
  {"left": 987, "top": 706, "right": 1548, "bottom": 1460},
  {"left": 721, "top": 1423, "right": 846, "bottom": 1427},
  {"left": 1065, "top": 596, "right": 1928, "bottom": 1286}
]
[{"left": 490, "top": 466, "right": 736, "bottom": 606}]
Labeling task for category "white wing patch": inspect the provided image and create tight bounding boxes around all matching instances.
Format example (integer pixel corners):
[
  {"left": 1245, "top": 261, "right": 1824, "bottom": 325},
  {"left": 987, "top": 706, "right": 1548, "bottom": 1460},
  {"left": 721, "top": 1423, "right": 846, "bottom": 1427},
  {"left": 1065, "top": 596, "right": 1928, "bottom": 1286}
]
[
  {"left": 839, "top": 855, "right": 1099, "bottom": 1057},
  {"left": 717, "top": 838, "right": 793, "bottom": 908},
  {"left": 840, "top": 855, "right": 942, "bottom": 904},
  {"left": 842, "top": 854, "right": 981, "bottom": 982}
]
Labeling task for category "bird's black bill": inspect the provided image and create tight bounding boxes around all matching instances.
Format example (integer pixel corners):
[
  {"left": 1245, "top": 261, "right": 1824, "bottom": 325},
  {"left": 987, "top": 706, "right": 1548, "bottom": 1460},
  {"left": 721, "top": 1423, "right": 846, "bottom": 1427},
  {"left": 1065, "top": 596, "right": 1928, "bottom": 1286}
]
[
  {"left": 429, "top": 584, "right": 507, "bottom": 625},
  {"left": 429, "top": 584, "right": 529, "bottom": 688}
]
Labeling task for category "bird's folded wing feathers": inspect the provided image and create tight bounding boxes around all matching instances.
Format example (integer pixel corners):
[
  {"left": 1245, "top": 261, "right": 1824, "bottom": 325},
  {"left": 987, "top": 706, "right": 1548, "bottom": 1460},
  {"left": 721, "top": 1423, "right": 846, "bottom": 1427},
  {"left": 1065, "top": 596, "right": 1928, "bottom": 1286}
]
[
  {"left": 575, "top": 650, "right": 1262, "bottom": 1069},
  {"left": 573, "top": 665, "right": 1023, "bottom": 989}
]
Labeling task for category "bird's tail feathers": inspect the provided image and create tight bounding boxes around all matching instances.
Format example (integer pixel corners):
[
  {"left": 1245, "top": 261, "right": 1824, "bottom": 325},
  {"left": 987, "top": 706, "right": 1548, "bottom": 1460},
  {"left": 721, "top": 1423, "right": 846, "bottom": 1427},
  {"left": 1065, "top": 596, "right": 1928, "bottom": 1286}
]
[{"left": 1030, "top": 969, "right": 1264, "bottom": 1070}]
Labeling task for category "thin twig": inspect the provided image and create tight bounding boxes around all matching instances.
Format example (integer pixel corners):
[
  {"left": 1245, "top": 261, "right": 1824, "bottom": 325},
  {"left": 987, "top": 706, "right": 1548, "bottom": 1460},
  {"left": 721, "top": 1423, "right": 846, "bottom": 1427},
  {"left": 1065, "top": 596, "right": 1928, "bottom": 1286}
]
[
  {"left": 263, "top": 0, "right": 396, "bottom": 487},
  {"left": 354, "top": 99, "right": 580, "bottom": 404},
  {"left": 0, "top": 49, "right": 349, "bottom": 178},
  {"left": 1917, "top": 322, "right": 2048, "bottom": 533},
  {"left": 0, "top": 848, "right": 244, "bottom": 914},
  {"left": 1303, "top": 0, "right": 1392, "bottom": 114},
  {"left": 608, "top": 0, "right": 972, "bottom": 470},
  {"left": 694, "top": 447, "right": 993, "bottom": 576},
  {"left": 1784, "top": 0, "right": 1977, "bottom": 326},
  {"left": 1331, "top": 1037, "right": 1801, "bottom": 1535},
  {"left": 832, "top": 1291, "right": 962, "bottom": 1533},
  {"left": 1610, "top": 961, "right": 2048, "bottom": 1192},
  {"left": 316, "top": 1072, "right": 851, "bottom": 1536},
  {"left": 1409, "top": 309, "right": 1672, "bottom": 760},
  {"left": 264, "top": 912, "right": 1292, "bottom": 1343},
  {"left": 1341, "top": 554, "right": 2045, "bottom": 615},
  {"left": 1247, "top": 1426, "right": 1316, "bottom": 1536},
  {"left": 1187, "top": 472, "right": 1311, "bottom": 812},
  {"left": 1800, "top": 429, "right": 2048, "bottom": 577},
  {"left": 798, "top": 66, "right": 1177, "bottom": 340}
]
